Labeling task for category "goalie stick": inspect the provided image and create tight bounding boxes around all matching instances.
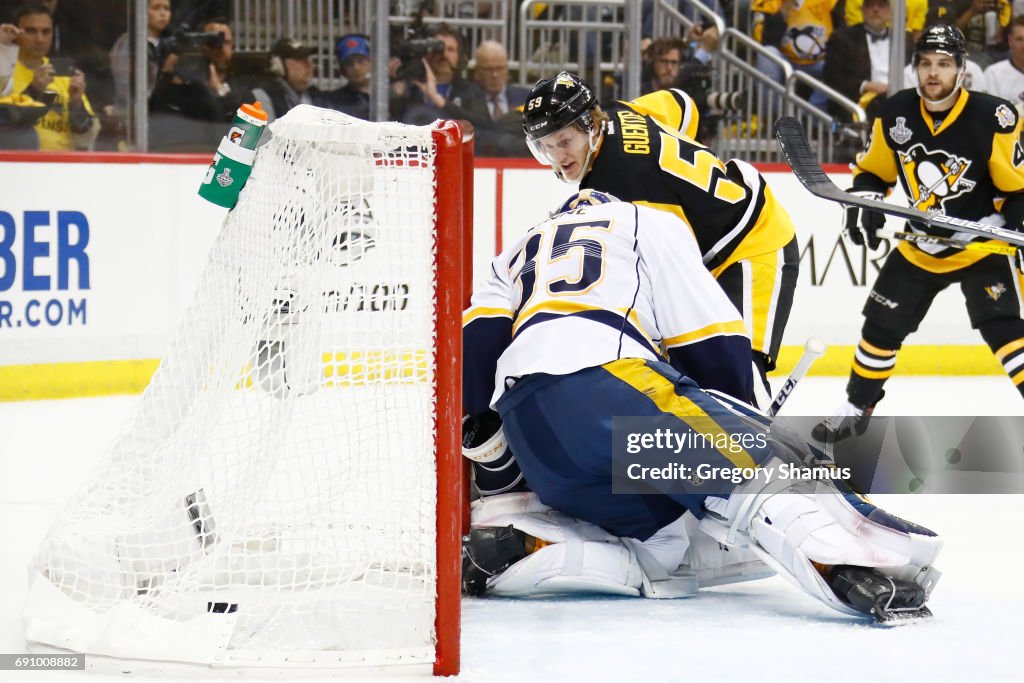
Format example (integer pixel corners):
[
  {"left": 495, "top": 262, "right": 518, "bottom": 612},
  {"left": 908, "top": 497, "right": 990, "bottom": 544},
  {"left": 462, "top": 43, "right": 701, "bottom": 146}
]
[
  {"left": 767, "top": 338, "right": 826, "bottom": 417},
  {"left": 774, "top": 116, "right": 1024, "bottom": 249}
]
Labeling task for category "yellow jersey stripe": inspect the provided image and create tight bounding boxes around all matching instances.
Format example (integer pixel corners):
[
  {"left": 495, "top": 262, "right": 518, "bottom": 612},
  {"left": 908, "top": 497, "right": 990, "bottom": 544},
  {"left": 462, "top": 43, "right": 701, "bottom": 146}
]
[
  {"left": 663, "top": 320, "right": 748, "bottom": 348},
  {"left": 463, "top": 306, "right": 513, "bottom": 325},
  {"left": 601, "top": 358, "right": 757, "bottom": 469}
]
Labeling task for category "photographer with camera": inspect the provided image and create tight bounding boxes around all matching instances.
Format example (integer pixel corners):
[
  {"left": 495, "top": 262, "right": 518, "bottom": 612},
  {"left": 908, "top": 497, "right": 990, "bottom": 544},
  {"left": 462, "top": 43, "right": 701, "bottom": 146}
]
[
  {"left": 147, "top": 18, "right": 257, "bottom": 150},
  {"left": 639, "top": 33, "right": 738, "bottom": 146},
  {"left": 392, "top": 22, "right": 474, "bottom": 125},
  {"left": 9, "top": 2, "right": 97, "bottom": 150}
]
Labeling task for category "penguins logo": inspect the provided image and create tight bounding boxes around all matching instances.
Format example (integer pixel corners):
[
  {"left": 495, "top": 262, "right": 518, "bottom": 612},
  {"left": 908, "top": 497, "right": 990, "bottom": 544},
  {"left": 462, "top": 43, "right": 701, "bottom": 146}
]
[
  {"left": 984, "top": 283, "right": 1007, "bottom": 301},
  {"left": 784, "top": 25, "right": 826, "bottom": 60},
  {"left": 897, "top": 144, "right": 976, "bottom": 211}
]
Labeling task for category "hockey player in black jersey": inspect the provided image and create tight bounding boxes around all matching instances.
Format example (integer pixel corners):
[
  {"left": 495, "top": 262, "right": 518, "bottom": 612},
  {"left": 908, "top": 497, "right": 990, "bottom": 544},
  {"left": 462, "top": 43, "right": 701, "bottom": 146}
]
[
  {"left": 521, "top": 72, "right": 798, "bottom": 404},
  {"left": 815, "top": 24, "right": 1024, "bottom": 441}
]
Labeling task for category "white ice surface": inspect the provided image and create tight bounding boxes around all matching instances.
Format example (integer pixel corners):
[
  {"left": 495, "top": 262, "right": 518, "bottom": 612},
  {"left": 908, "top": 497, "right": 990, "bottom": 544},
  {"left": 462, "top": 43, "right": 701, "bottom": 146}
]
[{"left": 1, "top": 377, "right": 1022, "bottom": 682}]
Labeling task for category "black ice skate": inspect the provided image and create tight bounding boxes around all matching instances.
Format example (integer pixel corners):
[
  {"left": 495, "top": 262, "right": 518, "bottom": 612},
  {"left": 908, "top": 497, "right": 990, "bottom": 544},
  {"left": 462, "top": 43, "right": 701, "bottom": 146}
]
[
  {"left": 812, "top": 400, "right": 874, "bottom": 442},
  {"left": 462, "top": 525, "right": 547, "bottom": 596}
]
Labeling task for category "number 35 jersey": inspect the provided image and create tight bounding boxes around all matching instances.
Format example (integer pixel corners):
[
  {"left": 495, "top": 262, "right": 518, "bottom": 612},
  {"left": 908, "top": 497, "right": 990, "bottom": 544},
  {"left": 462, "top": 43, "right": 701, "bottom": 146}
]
[{"left": 462, "top": 201, "right": 753, "bottom": 413}]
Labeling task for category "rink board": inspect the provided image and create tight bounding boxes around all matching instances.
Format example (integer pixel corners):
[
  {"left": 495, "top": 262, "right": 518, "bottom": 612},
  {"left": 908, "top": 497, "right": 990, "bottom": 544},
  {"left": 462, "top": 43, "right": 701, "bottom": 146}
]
[{"left": 0, "top": 156, "right": 1004, "bottom": 400}]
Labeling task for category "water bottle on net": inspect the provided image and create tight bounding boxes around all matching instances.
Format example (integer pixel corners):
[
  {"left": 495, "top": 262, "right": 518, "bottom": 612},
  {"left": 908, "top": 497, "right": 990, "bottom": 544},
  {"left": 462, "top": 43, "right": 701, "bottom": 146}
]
[{"left": 198, "top": 101, "right": 269, "bottom": 208}]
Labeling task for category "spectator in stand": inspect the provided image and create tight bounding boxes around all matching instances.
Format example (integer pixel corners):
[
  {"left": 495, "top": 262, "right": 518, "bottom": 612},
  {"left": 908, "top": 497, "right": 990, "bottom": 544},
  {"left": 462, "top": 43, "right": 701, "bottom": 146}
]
[
  {"left": 10, "top": 2, "right": 98, "bottom": 150},
  {"left": 29, "top": 0, "right": 121, "bottom": 112},
  {"left": 331, "top": 33, "right": 370, "bottom": 120},
  {"left": 461, "top": 39, "right": 528, "bottom": 156},
  {"left": 251, "top": 37, "right": 335, "bottom": 122},
  {"left": 109, "top": 0, "right": 171, "bottom": 110},
  {"left": 751, "top": 0, "right": 844, "bottom": 109},
  {"left": 844, "top": 0, "right": 928, "bottom": 38},
  {"left": 926, "top": 0, "right": 1011, "bottom": 67},
  {"left": 824, "top": 0, "right": 913, "bottom": 121},
  {"left": 1, "top": 21, "right": 17, "bottom": 94},
  {"left": 1, "top": 20, "right": 43, "bottom": 150},
  {"left": 983, "top": 14, "right": 1024, "bottom": 111}
]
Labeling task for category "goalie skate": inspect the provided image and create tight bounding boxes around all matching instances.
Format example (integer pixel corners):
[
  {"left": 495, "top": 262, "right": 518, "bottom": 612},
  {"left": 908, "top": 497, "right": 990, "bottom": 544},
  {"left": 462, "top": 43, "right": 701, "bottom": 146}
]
[
  {"left": 826, "top": 565, "right": 933, "bottom": 624},
  {"left": 701, "top": 458, "right": 943, "bottom": 620}
]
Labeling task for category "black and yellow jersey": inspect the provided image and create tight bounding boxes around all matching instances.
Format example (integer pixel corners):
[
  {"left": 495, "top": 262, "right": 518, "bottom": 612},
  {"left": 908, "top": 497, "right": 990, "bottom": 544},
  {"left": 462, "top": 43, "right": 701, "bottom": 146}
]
[
  {"left": 853, "top": 88, "right": 1024, "bottom": 272},
  {"left": 581, "top": 90, "right": 795, "bottom": 272}
]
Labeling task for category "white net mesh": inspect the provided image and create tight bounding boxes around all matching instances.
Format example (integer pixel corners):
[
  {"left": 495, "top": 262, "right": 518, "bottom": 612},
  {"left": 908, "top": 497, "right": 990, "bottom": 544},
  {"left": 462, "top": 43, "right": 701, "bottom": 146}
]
[{"left": 24, "top": 106, "right": 445, "bottom": 670}]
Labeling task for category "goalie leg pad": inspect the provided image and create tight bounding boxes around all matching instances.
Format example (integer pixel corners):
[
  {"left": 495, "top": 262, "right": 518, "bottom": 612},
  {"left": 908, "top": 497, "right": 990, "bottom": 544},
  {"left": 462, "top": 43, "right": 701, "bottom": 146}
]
[
  {"left": 469, "top": 493, "right": 695, "bottom": 598},
  {"left": 700, "top": 456, "right": 943, "bottom": 618},
  {"left": 678, "top": 514, "right": 774, "bottom": 588}
]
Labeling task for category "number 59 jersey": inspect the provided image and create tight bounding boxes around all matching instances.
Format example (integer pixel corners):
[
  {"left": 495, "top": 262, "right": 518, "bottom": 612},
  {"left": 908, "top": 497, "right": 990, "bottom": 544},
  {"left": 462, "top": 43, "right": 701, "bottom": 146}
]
[{"left": 463, "top": 201, "right": 754, "bottom": 413}]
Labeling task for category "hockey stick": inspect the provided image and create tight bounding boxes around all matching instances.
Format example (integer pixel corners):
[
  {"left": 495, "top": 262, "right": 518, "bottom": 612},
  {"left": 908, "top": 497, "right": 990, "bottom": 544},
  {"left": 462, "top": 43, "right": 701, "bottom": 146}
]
[
  {"left": 767, "top": 338, "right": 827, "bottom": 417},
  {"left": 774, "top": 116, "right": 1024, "bottom": 249},
  {"left": 887, "top": 231, "right": 1018, "bottom": 256}
]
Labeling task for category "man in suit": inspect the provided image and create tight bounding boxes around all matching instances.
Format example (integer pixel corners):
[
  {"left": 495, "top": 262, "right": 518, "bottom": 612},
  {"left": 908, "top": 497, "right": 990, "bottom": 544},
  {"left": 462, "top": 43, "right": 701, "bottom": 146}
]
[
  {"left": 824, "top": 0, "right": 914, "bottom": 123},
  {"left": 465, "top": 40, "right": 529, "bottom": 156}
]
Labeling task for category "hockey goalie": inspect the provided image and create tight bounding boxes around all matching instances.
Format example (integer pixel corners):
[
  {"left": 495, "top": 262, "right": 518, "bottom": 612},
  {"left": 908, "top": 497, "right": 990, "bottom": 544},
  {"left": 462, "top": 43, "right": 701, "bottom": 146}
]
[{"left": 461, "top": 190, "right": 942, "bottom": 623}]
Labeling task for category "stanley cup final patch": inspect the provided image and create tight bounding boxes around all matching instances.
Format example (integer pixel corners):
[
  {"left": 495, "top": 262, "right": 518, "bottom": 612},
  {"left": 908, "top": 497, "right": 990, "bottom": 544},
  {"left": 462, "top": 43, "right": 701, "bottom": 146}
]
[
  {"left": 889, "top": 117, "right": 912, "bottom": 145},
  {"left": 995, "top": 104, "right": 1017, "bottom": 130}
]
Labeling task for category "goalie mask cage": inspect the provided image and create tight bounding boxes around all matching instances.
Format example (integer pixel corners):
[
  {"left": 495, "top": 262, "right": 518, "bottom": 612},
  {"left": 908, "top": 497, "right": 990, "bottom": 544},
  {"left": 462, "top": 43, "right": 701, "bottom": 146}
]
[{"left": 22, "top": 106, "right": 467, "bottom": 677}]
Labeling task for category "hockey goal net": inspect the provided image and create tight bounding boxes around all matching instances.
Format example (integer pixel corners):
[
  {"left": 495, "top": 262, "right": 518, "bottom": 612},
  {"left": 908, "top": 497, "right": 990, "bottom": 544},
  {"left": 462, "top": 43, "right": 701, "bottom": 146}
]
[{"left": 22, "top": 106, "right": 467, "bottom": 676}]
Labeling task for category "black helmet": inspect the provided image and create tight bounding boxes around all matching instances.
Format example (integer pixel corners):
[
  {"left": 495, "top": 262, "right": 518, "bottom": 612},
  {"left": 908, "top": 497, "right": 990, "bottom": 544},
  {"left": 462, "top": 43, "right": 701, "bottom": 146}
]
[
  {"left": 913, "top": 24, "right": 966, "bottom": 67},
  {"left": 522, "top": 72, "right": 597, "bottom": 141}
]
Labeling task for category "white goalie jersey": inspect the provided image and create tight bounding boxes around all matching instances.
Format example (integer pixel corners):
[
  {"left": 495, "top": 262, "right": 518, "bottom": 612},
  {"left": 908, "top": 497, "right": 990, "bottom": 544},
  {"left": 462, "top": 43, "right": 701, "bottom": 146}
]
[{"left": 463, "top": 199, "right": 754, "bottom": 410}]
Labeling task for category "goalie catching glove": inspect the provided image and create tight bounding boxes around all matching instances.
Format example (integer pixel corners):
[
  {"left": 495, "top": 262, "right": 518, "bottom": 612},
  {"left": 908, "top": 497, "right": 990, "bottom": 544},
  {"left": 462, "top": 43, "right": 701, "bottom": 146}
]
[{"left": 843, "top": 189, "right": 886, "bottom": 250}]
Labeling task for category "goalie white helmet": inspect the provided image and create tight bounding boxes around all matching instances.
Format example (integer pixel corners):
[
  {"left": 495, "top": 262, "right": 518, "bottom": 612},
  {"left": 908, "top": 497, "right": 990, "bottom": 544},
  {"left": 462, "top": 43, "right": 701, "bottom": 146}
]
[{"left": 552, "top": 189, "right": 621, "bottom": 217}]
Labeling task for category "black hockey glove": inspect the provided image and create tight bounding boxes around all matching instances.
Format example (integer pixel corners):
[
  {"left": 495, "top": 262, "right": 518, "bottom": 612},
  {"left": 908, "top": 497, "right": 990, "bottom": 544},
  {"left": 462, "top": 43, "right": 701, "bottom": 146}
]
[{"left": 843, "top": 189, "right": 885, "bottom": 250}]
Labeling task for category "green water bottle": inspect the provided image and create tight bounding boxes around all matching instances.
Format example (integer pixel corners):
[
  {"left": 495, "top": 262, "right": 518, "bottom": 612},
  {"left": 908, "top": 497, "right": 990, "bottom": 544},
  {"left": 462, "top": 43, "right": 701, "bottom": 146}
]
[{"left": 198, "top": 101, "right": 268, "bottom": 208}]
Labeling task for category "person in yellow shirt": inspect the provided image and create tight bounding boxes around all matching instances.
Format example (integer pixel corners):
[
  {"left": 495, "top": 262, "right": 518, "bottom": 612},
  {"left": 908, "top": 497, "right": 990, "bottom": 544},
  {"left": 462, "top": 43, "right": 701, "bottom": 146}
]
[
  {"left": 845, "top": 0, "right": 928, "bottom": 38},
  {"left": 751, "top": 0, "right": 844, "bottom": 108},
  {"left": 11, "top": 3, "right": 97, "bottom": 150}
]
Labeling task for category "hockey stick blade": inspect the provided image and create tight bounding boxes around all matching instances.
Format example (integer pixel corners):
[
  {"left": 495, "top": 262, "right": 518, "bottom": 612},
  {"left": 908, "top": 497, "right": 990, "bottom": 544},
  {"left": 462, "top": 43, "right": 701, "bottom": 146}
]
[{"left": 774, "top": 117, "right": 1024, "bottom": 249}]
